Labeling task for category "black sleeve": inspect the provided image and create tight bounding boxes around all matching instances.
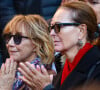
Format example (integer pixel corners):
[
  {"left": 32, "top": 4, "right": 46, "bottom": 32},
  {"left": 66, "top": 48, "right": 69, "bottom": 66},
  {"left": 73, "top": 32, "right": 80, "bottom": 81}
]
[
  {"left": 43, "top": 84, "right": 55, "bottom": 90},
  {"left": 86, "top": 60, "right": 100, "bottom": 83}
]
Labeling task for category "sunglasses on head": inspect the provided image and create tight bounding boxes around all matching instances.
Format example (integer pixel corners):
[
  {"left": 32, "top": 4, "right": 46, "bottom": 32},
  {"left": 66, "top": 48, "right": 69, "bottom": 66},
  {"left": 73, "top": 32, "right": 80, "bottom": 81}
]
[
  {"left": 49, "top": 23, "right": 80, "bottom": 33},
  {"left": 3, "top": 33, "right": 29, "bottom": 45}
]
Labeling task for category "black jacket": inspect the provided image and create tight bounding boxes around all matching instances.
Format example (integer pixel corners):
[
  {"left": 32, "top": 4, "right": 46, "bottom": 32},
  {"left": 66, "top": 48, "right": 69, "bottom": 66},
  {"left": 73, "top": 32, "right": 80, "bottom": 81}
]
[{"left": 53, "top": 46, "right": 100, "bottom": 90}]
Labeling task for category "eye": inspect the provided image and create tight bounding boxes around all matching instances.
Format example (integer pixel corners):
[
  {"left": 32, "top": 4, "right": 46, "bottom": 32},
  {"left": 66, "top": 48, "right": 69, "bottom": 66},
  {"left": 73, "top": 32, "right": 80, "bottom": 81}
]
[
  {"left": 14, "top": 34, "right": 22, "bottom": 45},
  {"left": 89, "top": 0, "right": 99, "bottom": 4},
  {"left": 92, "top": 1, "right": 98, "bottom": 4},
  {"left": 14, "top": 34, "right": 22, "bottom": 40}
]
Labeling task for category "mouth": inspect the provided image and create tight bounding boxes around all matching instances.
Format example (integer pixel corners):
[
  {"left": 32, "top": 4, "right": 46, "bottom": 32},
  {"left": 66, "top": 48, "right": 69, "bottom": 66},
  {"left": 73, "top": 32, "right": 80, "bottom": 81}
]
[
  {"left": 54, "top": 40, "right": 60, "bottom": 42},
  {"left": 9, "top": 51, "right": 18, "bottom": 54},
  {"left": 54, "top": 41, "right": 61, "bottom": 45},
  {"left": 54, "top": 41, "right": 61, "bottom": 43}
]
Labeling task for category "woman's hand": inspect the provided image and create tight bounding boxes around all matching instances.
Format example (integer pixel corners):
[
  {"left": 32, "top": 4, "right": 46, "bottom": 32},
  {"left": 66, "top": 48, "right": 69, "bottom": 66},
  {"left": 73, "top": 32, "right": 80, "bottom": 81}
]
[
  {"left": 18, "top": 62, "right": 52, "bottom": 90},
  {"left": 0, "top": 58, "right": 17, "bottom": 90}
]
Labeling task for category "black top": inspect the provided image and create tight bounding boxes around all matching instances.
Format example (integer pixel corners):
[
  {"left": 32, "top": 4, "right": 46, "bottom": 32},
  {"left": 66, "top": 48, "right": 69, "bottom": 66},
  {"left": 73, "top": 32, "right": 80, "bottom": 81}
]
[{"left": 52, "top": 46, "right": 100, "bottom": 90}]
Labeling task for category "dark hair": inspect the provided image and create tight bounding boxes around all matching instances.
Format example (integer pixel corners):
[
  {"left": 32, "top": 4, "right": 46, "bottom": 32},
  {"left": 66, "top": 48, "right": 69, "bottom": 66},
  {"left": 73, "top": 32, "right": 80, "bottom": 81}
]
[{"left": 61, "top": 1, "right": 100, "bottom": 45}]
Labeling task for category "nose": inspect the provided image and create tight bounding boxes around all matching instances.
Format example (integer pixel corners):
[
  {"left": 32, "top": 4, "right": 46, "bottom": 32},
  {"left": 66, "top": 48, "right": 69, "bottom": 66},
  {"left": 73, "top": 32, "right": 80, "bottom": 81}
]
[
  {"left": 50, "top": 29, "right": 56, "bottom": 36},
  {"left": 7, "top": 37, "right": 15, "bottom": 46}
]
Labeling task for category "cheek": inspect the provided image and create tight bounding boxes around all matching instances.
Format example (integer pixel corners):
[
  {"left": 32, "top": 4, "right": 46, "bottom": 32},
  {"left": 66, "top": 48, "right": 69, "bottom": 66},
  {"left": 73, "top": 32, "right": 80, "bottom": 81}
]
[
  {"left": 15, "top": 44, "right": 33, "bottom": 59},
  {"left": 59, "top": 31, "right": 72, "bottom": 43},
  {"left": 21, "top": 43, "right": 34, "bottom": 54},
  {"left": 14, "top": 46, "right": 33, "bottom": 61},
  {"left": 59, "top": 30, "right": 79, "bottom": 49}
]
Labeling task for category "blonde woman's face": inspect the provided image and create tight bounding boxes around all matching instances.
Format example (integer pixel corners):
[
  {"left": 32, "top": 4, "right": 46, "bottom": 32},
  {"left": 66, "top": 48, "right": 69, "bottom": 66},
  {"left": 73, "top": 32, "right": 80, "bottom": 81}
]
[{"left": 6, "top": 29, "right": 36, "bottom": 62}]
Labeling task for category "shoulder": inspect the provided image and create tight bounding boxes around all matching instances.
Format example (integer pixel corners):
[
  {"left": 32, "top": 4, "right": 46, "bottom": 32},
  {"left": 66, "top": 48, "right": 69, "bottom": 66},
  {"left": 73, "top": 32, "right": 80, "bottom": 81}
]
[
  {"left": 86, "top": 46, "right": 100, "bottom": 81},
  {"left": 88, "top": 60, "right": 100, "bottom": 81}
]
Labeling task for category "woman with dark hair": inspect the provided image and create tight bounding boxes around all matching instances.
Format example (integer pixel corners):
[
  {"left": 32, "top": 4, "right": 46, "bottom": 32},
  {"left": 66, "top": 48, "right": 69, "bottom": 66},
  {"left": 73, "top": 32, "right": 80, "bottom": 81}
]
[
  {"left": 18, "top": 1, "right": 100, "bottom": 90},
  {"left": 61, "top": 0, "right": 100, "bottom": 47}
]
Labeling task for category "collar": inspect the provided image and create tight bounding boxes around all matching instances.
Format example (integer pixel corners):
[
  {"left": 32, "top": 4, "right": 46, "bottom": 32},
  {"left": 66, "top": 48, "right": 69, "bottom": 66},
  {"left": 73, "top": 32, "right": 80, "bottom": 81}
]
[
  {"left": 68, "top": 43, "right": 93, "bottom": 69},
  {"left": 61, "top": 43, "right": 93, "bottom": 85},
  {"left": 30, "top": 57, "right": 41, "bottom": 65}
]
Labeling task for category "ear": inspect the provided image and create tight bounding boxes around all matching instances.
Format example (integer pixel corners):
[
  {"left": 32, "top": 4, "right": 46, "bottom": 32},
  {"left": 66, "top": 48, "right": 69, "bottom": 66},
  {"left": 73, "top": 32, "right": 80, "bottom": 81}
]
[{"left": 78, "top": 24, "right": 87, "bottom": 40}]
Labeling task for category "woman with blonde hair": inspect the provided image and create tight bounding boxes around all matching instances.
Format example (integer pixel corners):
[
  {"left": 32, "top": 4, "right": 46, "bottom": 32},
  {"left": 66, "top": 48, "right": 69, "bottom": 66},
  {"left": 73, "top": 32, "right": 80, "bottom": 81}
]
[{"left": 1, "top": 14, "right": 55, "bottom": 89}]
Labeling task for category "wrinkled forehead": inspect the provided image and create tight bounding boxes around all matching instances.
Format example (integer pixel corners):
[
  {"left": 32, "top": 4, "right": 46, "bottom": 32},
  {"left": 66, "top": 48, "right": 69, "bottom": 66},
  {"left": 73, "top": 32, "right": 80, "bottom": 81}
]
[{"left": 51, "top": 8, "right": 73, "bottom": 24}]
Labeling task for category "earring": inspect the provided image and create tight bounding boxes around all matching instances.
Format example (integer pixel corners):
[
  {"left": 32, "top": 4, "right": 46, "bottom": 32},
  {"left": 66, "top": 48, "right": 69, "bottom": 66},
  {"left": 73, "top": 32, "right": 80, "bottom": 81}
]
[{"left": 78, "top": 39, "right": 83, "bottom": 46}]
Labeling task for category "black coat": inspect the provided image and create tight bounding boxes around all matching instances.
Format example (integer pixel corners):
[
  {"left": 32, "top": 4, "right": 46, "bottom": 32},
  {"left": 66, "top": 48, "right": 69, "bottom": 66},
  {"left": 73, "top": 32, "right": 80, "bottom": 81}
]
[{"left": 53, "top": 46, "right": 100, "bottom": 90}]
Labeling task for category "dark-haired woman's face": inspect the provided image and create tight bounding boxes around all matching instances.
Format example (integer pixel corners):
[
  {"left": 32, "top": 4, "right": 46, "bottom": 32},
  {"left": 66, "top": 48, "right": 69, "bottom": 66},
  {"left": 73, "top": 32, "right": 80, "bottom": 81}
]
[
  {"left": 50, "top": 8, "right": 81, "bottom": 52},
  {"left": 87, "top": 0, "right": 100, "bottom": 23}
]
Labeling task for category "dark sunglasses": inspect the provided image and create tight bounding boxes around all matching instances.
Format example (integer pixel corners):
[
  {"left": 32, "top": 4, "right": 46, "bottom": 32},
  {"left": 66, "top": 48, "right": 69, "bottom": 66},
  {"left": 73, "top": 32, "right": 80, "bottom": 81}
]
[
  {"left": 49, "top": 23, "right": 80, "bottom": 33},
  {"left": 3, "top": 33, "right": 29, "bottom": 45}
]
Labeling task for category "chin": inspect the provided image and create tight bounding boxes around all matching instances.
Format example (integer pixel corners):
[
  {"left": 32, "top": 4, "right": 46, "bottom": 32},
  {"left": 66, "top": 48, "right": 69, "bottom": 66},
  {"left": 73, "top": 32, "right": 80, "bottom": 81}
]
[
  {"left": 13, "top": 57, "right": 21, "bottom": 62},
  {"left": 55, "top": 48, "right": 64, "bottom": 52},
  {"left": 55, "top": 47, "right": 66, "bottom": 54}
]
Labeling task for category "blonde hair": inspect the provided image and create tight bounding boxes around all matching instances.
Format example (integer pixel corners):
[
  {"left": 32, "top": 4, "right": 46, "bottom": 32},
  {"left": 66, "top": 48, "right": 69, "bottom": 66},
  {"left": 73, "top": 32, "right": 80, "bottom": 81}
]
[{"left": 3, "top": 14, "right": 54, "bottom": 64}]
